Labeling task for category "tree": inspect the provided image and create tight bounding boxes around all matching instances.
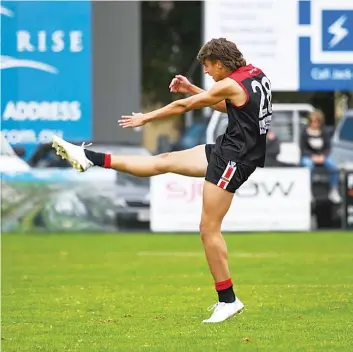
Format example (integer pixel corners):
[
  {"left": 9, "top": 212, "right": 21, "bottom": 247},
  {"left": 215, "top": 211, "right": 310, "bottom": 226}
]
[{"left": 141, "top": 1, "right": 202, "bottom": 107}]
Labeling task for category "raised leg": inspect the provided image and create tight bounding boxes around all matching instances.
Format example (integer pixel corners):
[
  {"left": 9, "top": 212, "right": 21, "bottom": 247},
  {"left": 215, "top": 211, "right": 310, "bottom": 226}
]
[{"left": 109, "top": 145, "right": 208, "bottom": 177}]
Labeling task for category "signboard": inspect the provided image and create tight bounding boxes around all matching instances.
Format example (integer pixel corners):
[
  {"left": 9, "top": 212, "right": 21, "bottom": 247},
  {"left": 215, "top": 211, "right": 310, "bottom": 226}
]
[
  {"left": 1, "top": 169, "right": 119, "bottom": 233},
  {"left": 344, "top": 172, "right": 353, "bottom": 229},
  {"left": 203, "top": 0, "right": 353, "bottom": 91},
  {"left": 151, "top": 168, "right": 311, "bottom": 232},
  {"left": 1, "top": 1, "right": 92, "bottom": 159}
]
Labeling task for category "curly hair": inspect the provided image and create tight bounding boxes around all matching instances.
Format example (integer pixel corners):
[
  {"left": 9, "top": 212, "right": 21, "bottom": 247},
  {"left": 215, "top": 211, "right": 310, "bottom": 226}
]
[{"left": 197, "top": 38, "right": 246, "bottom": 71}]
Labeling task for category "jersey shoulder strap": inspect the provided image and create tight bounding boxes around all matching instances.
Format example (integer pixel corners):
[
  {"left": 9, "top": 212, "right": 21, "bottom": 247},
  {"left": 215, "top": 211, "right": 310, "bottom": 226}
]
[{"left": 228, "top": 64, "right": 263, "bottom": 84}]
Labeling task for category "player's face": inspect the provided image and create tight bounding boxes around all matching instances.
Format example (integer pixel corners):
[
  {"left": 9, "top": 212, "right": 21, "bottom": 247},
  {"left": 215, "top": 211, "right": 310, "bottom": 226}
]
[{"left": 203, "top": 59, "right": 226, "bottom": 82}]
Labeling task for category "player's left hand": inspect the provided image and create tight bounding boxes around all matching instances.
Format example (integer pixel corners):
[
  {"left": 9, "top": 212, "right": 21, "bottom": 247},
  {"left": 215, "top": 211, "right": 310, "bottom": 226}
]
[{"left": 118, "top": 112, "right": 147, "bottom": 128}]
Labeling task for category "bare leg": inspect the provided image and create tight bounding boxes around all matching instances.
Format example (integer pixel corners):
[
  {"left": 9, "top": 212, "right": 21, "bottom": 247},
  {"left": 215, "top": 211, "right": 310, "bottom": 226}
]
[
  {"left": 200, "top": 181, "right": 245, "bottom": 323},
  {"left": 200, "top": 180, "right": 234, "bottom": 282},
  {"left": 51, "top": 136, "right": 208, "bottom": 176},
  {"left": 110, "top": 145, "right": 208, "bottom": 177}
]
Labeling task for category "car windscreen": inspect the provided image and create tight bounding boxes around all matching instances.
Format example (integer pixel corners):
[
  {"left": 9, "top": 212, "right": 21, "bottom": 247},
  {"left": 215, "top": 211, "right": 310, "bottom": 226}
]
[{"left": 339, "top": 118, "right": 353, "bottom": 143}]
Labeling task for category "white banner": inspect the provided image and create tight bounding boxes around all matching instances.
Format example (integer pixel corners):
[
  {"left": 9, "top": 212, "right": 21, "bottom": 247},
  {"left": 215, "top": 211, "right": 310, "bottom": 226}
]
[
  {"left": 151, "top": 168, "right": 311, "bottom": 232},
  {"left": 203, "top": 0, "right": 353, "bottom": 92}
]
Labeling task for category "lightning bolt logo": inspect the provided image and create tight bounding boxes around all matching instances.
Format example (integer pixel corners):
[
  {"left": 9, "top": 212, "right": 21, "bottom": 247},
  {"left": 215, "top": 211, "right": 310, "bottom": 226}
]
[{"left": 328, "top": 15, "right": 349, "bottom": 48}]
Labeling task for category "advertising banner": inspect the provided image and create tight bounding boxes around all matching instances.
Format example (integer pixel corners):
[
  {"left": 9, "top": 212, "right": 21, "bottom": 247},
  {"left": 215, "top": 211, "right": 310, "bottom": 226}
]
[
  {"left": 204, "top": 0, "right": 353, "bottom": 91},
  {"left": 151, "top": 168, "right": 311, "bottom": 232},
  {"left": 1, "top": 169, "right": 119, "bottom": 233},
  {"left": 1, "top": 1, "right": 92, "bottom": 159}
]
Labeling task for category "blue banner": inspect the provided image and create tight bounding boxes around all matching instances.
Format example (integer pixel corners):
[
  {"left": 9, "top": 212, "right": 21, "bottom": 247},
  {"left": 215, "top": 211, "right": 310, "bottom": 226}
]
[
  {"left": 1, "top": 1, "right": 92, "bottom": 159},
  {"left": 298, "top": 0, "right": 353, "bottom": 91}
]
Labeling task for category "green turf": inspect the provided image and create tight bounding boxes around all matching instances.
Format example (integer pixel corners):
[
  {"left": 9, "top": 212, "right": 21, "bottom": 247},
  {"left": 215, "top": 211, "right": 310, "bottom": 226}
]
[{"left": 2, "top": 232, "right": 352, "bottom": 352}]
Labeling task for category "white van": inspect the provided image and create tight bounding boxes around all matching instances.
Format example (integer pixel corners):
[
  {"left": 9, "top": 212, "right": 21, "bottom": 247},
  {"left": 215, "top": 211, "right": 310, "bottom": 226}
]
[{"left": 206, "top": 103, "right": 314, "bottom": 165}]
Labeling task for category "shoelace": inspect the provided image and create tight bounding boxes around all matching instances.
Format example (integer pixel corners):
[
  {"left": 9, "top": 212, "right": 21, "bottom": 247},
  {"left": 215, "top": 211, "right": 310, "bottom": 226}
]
[
  {"left": 81, "top": 142, "right": 92, "bottom": 149},
  {"left": 207, "top": 302, "right": 225, "bottom": 312}
]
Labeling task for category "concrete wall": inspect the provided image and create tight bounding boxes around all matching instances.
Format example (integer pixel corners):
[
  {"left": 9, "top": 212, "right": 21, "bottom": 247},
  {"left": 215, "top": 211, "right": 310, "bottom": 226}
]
[{"left": 92, "top": 1, "right": 141, "bottom": 144}]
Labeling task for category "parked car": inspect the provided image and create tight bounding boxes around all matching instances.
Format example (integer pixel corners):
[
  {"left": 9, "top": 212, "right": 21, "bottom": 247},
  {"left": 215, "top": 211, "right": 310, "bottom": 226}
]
[
  {"left": 88, "top": 144, "right": 151, "bottom": 230},
  {"left": 27, "top": 142, "right": 71, "bottom": 168},
  {"left": 34, "top": 142, "right": 151, "bottom": 229},
  {"left": 330, "top": 109, "right": 353, "bottom": 170}
]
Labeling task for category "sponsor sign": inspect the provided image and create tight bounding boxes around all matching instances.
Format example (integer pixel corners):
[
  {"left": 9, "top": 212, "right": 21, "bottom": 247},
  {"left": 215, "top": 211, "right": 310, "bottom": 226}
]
[
  {"left": 203, "top": 0, "right": 353, "bottom": 91},
  {"left": 151, "top": 168, "right": 311, "bottom": 232},
  {"left": 1, "top": 1, "right": 92, "bottom": 158}
]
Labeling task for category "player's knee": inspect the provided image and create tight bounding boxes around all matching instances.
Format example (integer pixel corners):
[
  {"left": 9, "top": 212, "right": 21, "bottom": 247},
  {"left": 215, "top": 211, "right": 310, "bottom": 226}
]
[
  {"left": 199, "top": 222, "right": 207, "bottom": 242},
  {"left": 199, "top": 219, "right": 220, "bottom": 242},
  {"left": 155, "top": 152, "right": 172, "bottom": 173}
]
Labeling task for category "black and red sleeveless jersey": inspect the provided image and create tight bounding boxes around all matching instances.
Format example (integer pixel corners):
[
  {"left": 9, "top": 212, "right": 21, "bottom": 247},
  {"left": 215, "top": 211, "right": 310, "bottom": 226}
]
[{"left": 214, "top": 64, "right": 272, "bottom": 168}]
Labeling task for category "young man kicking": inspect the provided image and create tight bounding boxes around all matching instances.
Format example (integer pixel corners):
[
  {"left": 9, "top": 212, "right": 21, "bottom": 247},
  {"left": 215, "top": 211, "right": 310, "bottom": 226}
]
[{"left": 52, "top": 38, "right": 272, "bottom": 323}]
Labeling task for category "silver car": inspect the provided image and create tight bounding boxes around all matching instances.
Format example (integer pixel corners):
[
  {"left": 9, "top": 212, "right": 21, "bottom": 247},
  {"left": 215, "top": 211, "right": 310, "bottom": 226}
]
[
  {"left": 331, "top": 110, "right": 353, "bottom": 170},
  {"left": 28, "top": 142, "right": 151, "bottom": 230},
  {"left": 88, "top": 144, "right": 151, "bottom": 229}
]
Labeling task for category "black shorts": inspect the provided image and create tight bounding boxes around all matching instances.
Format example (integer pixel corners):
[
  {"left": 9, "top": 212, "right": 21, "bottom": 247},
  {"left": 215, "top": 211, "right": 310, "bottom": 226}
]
[{"left": 205, "top": 144, "right": 256, "bottom": 193}]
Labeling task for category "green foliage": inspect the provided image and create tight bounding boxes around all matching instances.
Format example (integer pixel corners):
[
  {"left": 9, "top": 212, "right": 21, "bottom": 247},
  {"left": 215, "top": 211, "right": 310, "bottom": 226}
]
[{"left": 142, "top": 1, "right": 202, "bottom": 106}]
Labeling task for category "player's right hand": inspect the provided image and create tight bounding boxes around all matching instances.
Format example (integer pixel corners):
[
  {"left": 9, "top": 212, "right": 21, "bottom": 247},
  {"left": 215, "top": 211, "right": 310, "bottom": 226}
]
[{"left": 169, "top": 75, "right": 192, "bottom": 94}]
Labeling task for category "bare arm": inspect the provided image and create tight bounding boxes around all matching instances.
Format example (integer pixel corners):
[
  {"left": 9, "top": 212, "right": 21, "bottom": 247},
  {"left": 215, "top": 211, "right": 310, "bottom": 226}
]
[
  {"left": 119, "top": 79, "right": 236, "bottom": 128},
  {"left": 188, "top": 84, "right": 227, "bottom": 113},
  {"left": 143, "top": 79, "right": 234, "bottom": 123}
]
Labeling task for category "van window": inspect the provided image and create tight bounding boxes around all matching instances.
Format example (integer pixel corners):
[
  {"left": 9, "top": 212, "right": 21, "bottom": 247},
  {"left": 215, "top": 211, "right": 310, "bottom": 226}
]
[
  {"left": 214, "top": 111, "right": 296, "bottom": 143},
  {"left": 269, "top": 111, "right": 294, "bottom": 143}
]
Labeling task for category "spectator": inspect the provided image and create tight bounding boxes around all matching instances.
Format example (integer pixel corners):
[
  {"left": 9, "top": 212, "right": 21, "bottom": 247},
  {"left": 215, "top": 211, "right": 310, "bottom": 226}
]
[
  {"left": 265, "top": 130, "right": 280, "bottom": 166},
  {"left": 300, "top": 110, "right": 341, "bottom": 203}
]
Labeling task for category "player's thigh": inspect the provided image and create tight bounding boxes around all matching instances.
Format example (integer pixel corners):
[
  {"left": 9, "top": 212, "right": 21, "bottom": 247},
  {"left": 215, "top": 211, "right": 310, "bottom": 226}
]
[
  {"left": 200, "top": 180, "right": 234, "bottom": 232},
  {"left": 164, "top": 144, "right": 208, "bottom": 177},
  {"left": 200, "top": 153, "right": 256, "bottom": 231}
]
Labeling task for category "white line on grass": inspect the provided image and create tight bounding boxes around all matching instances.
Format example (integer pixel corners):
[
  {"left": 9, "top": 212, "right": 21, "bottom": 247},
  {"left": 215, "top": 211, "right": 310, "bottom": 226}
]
[{"left": 137, "top": 252, "right": 279, "bottom": 258}]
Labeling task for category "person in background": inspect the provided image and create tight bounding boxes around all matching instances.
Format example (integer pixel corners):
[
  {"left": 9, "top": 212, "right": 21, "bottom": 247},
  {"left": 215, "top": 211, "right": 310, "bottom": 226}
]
[
  {"left": 300, "top": 110, "right": 341, "bottom": 203},
  {"left": 265, "top": 130, "right": 280, "bottom": 166}
]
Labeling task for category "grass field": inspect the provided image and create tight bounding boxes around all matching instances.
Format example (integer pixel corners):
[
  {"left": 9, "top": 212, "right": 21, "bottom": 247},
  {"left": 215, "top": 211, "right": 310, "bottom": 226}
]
[{"left": 2, "top": 232, "right": 352, "bottom": 352}]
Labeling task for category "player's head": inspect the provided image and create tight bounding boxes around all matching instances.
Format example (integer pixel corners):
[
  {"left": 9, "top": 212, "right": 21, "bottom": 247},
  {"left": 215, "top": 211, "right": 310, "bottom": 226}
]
[{"left": 197, "top": 38, "right": 246, "bottom": 81}]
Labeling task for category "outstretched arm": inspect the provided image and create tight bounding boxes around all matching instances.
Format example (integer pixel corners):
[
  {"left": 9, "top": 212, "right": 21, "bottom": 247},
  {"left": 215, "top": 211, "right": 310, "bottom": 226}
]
[
  {"left": 169, "top": 75, "right": 227, "bottom": 113},
  {"left": 187, "top": 84, "right": 227, "bottom": 113},
  {"left": 119, "top": 79, "right": 234, "bottom": 128}
]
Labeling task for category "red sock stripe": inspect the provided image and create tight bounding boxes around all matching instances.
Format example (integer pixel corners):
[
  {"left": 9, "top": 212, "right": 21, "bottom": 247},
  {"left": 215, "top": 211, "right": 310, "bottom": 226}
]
[
  {"left": 104, "top": 154, "right": 111, "bottom": 168},
  {"left": 215, "top": 278, "right": 232, "bottom": 291}
]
